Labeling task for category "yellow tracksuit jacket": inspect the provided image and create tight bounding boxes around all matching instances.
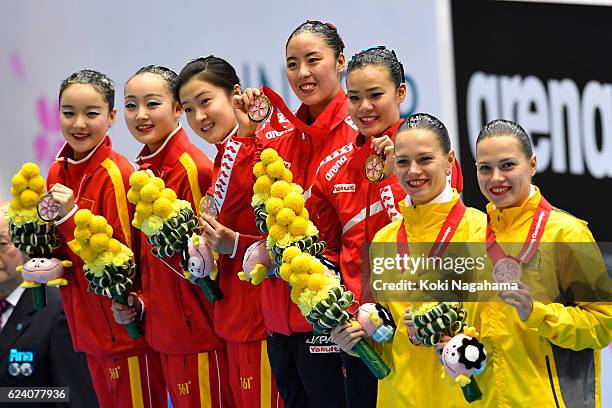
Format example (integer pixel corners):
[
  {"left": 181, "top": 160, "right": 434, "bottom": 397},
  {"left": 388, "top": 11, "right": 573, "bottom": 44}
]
[
  {"left": 470, "top": 186, "right": 612, "bottom": 407},
  {"left": 370, "top": 189, "right": 486, "bottom": 407}
]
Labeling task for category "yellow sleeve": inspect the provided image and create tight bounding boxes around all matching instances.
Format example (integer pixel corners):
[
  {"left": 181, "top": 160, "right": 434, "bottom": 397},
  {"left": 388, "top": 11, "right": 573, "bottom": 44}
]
[
  {"left": 524, "top": 301, "right": 612, "bottom": 350},
  {"left": 524, "top": 216, "right": 612, "bottom": 350}
]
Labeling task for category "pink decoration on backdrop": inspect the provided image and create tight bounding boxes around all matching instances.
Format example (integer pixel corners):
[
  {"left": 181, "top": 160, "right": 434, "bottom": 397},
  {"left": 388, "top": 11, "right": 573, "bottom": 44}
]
[
  {"left": 33, "top": 95, "right": 63, "bottom": 173},
  {"left": 9, "top": 49, "right": 25, "bottom": 80}
]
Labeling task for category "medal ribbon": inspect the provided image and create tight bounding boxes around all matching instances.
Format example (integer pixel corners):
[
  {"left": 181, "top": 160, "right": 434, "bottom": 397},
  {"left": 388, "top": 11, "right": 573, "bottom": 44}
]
[
  {"left": 262, "top": 86, "right": 328, "bottom": 138},
  {"left": 396, "top": 199, "right": 466, "bottom": 262},
  {"left": 486, "top": 196, "right": 552, "bottom": 264}
]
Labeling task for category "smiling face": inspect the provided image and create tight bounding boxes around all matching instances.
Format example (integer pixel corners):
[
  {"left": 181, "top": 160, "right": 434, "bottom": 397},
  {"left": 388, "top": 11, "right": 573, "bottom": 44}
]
[
  {"left": 179, "top": 78, "right": 238, "bottom": 144},
  {"left": 394, "top": 128, "right": 455, "bottom": 205},
  {"left": 476, "top": 135, "right": 536, "bottom": 209},
  {"left": 285, "top": 32, "right": 345, "bottom": 120},
  {"left": 124, "top": 72, "right": 182, "bottom": 152},
  {"left": 347, "top": 65, "right": 406, "bottom": 138},
  {"left": 60, "top": 84, "right": 116, "bottom": 160}
]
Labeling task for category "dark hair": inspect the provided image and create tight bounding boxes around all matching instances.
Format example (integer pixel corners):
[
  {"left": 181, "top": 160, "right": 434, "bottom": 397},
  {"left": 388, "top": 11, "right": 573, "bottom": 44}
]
[
  {"left": 286, "top": 20, "right": 345, "bottom": 59},
  {"left": 59, "top": 69, "right": 115, "bottom": 110},
  {"left": 476, "top": 119, "right": 533, "bottom": 158},
  {"left": 127, "top": 65, "right": 178, "bottom": 100},
  {"left": 347, "top": 46, "right": 405, "bottom": 89},
  {"left": 175, "top": 55, "right": 240, "bottom": 102},
  {"left": 397, "top": 113, "right": 451, "bottom": 153}
]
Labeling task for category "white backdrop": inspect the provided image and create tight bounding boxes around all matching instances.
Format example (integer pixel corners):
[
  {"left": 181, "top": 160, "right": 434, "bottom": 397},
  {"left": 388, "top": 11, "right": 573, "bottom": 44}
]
[{"left": 0, "top": 0, "right": 609, "bottom": 404}]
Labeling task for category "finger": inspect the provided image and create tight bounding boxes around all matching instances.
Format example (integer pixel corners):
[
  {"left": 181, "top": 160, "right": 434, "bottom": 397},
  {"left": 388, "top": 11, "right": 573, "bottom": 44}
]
[
  {"left": 201, "top": 213, "right": 223, "bottom": 230},
  {"left": 200, "top": 218, "right": 216, "bottom": 235}
]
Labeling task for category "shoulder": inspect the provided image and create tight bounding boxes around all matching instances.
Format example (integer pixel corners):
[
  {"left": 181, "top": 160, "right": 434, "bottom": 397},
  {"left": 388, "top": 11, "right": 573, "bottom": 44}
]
[
  {"left": 373, "top": 219, "right": 402, "bottom": 243},
  {"left": 460, "top": 207, "right": 487, "bottom": 240},
  {"left": 547, "top": 207, "right": 593, "bottom": 241}
]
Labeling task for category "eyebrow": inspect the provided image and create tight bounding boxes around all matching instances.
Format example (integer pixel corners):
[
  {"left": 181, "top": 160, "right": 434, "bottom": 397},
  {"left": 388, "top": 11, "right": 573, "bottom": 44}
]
[
  {"left": 286, "top": 51, "right": 322, "bottom": 61},
  {"left": 60, "top": 104, "right": 103, "bottom": 110},
  {"left": 124, "top": 93, "right": 164, "bottom": 99},
  {"left": 347, "top": 87, "right": 384, "bottom": 93},
  {"left": 180, "top": 91, "right": 210, "bottom": 105}
]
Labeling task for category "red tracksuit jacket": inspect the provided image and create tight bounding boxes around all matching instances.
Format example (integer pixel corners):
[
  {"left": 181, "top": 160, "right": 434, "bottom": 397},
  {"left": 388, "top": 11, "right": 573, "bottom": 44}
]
[
  {"left": 209, "top": 132, "right": 267, "bottom": 343},
  {"left": 48, "top": 136, "right": 153, "bottom": 357},
  {"left": 310, "top": 120, "right": 405, "bottom": 304},
  {"left": 135, "top": 126, "right": 225, "bottom": 354},
  {"left": 255, "top": 89, "right": 359, "bottom": 335}
]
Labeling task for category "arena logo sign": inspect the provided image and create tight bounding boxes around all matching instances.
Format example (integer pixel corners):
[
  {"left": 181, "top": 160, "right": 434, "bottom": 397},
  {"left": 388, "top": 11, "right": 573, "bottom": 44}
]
[{"left": 466, "top": 72, "right": 612, "bottom": 179}]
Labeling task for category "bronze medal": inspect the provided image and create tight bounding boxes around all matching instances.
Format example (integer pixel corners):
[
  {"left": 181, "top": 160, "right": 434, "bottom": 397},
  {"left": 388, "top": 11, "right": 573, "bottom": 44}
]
[
  {"left": 36, "top": 193, "right": 61, "bottom": 222},
  {"left": 199, "top": 194, "right": 219, "bottom": 218},
  {"left": 247, "top": 94, "right": 271, "bottom": 122},
  {"left": 365, "top": 154, "right": 385, "bottom": 182},
  {"left": 492, "top": 257, "right": 522, "bottom": 283}
]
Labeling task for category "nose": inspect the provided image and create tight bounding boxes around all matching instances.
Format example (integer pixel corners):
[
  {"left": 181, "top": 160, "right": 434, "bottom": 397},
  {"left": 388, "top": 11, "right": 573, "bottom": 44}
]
[
  {"left": 136, "top": 105, "right": 148, "bottom": 120},
  {"left": 195, "top": 107, "right": 207, "bottom": 123},
  {"left": 358, "top": 99, "right": 374, "bottom": 114},
  {"left": 73, "top": 113, "right": 86, "bottom": 129},
  {"left": 490, "top": 167, "right": 504, "bottom": 183},
  {"left": 298, "top": 64, "right": 311, "bottom": 79}
]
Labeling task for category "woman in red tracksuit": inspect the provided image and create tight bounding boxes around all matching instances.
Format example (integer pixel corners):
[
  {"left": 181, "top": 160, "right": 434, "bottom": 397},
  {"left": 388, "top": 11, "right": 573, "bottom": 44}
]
[
  {"left": 176, "top": 56, "right": 283, "bottom": 408},
  {"left": 235, "top": 21, "right": 358, "bottom": 408},
  {"left": 111, "top": 66, "right": 232, "bottom": 408},
  {"left": 48, "top": 69, "right": 165, "bottom": 408},
  {"left": 310, "top": 47, "right": 407, "bottom": 408}
]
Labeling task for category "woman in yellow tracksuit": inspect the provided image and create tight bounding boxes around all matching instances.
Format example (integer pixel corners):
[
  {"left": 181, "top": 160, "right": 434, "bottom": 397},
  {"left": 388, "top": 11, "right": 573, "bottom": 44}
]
[
  {"left": 331, "top": 113, "right": 485, "bottom": 407},
  {"left": 472, "top": 119, "right": 612, "bottom": 407}
]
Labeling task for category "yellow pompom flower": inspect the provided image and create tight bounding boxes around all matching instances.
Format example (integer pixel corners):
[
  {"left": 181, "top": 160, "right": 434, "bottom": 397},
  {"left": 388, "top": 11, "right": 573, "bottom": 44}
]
[
  {"left": 282, "top": 246, "right": 302, "bottom": 263},
  {"left": 89, "top": 233, "right": 110, "bottom": 252},
  {"left": 279, "top": 263, "right": 293, "bottom": 282},
  {"left": 275, "top": 208, "right": 296, "bottom": 226},
  {"left": 283, "top": 192, "right": 304, "bottom": 214},
  {"left": 260, "top": 148, "right": 279, "bottom": 164},
  {"left": 153, "top": 198, "right": 173, "bottom": 218},
  {"left": 306, "top": 273, "right": 326, "bottom": 291},
  {"left": 270, "top": 181, "right": 291, "bottom": 198},
  {"left": 253, "top": 175, "right": 272, "bottom": 195},
  {"left": 79, "top": 245, "right": 97, "bottom": 262},
  {"left": 90, "top": 215, "right": 108, "bottom": 233},
  {"left": 127, "top": 189, "right": 140, "bottom": 204},
  {"left": 290, "top": 288, "right": 302, "bottom": 304},
  {"left": 28, "top": 176, "right": 46, "bottom": 193},
  {"left": 8, "top": 199, "right": 22, "bottom": 212},
  {"left": 74, "top": 226, "right": 92, "bottom": 242},
  {"left": 309, "top": 261, "right": 325, "bottom": 275},
  {"left": 306, "top": 221, "right": 319, "bottom": 237},
  {"left": 20, "top": 163, "right": 40, "bottom": 178},
  {"left": 291, "top": 253, "right": 312, "bottom": 274},
  {"left": 159, "top": 188, "right": 177, "bottom": 202},
  {"left": 129, "top": 171, "right": 149, "bottom": 192},
  {"left": 136, "top": 202, "right": 153, "bottom": 218},
  {"left": 290, "top": 272, "right": 308, "bottom": 290},
  {"left": 299, "top": 207, "right": 309, "bottom": 220},
  {"left": 266, "top": 160, "right": 286, "bottom": 179},
  {"left": 268, "top": 224, "right": 287, "bottom": 242},
  {"left": 265, "top": 197, "right": 284, "bottom": 215},
  {"left": 105, "top": 224, "right": 113, "bottom": 237},
  {"left": 288, "top": 217, "right": 308, "bottom": 236},
  {"left": 147, "top": 216, "right": 163, "bottom": 233},
  {"left": 253, "top": 161, "right": 266, "bottom": 178},
  {"left": 291, "top": 184, "right": 304, "bottom": 195},
  {"left": 74, "top": 209, "right": 93, "bottom": 226},
  {"left": 282, "top": 169, "right": 293, "bottom": 183},
  {"left": 266, "top": 214, "right": 276, "bottom": 230},
  {"left": 109, "top": 238, "right": 122, "bottom": 254},
  {"left": 139, "top": 183, "right": 160, "bottom": 203},
  {"left": 152, "top": 178, "right": 165, "bottom": 190},
  {"left": 11, "top": 173, "right": 28, "bottom": 193},
  {"left": 19, "top": 189, "right": 39, "bottom": 207},
  {"left": 132, "top": 218, "right": 142, "bottom": 229}
]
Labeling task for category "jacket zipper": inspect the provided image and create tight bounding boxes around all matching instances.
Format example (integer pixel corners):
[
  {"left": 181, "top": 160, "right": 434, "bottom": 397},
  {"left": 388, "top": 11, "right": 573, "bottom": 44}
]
[
  {"left": 545, "top": 355, "right": 561, "bottom": 408},
  {"left": 365, "top": 183, "right": 373, "bottom": 243},
  {"left": 176, "top": 282, "right": 193, "bottom": 335}
]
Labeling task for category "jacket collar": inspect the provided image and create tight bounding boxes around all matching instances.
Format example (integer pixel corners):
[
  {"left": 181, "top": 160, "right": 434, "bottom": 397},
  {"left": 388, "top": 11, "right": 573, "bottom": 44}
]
[
  {"left": 55, "top": 135, "right": 112, "bottom": 175},
  {"left": 294, "top": 89, "right": 348, "bottom": 146},
  {"left": 135, "top": 125, "right": 189, "bottom": 171},
  {"left": 487, "top": 185, "right": 540, "bottom": 232},
  {"left": 399, "top": 187, "right": 459, "bottom": 230}
]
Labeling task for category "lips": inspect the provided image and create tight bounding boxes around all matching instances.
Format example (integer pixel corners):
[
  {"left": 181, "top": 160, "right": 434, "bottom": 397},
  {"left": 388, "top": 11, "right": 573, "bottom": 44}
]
[
  {"left": 360, "top": 116, "right": 378, "bottom": 126},
  {"left": 201, "top": 122, "right": 214, "bottom": 132},
  {"left": 299, "top": 83, "right": 316, "bottom": 94},
  {"left": 72, "top": 133, "right": 89, "bottom": 140},
  {"left": 490, "top": 186, "right": 512, "bottom": 196},
  {"left": 408, "top": 179, "right": 428, "bottom": 188},
  {"left": 136, "top": 124, "right": 154, "bottom": 132}
]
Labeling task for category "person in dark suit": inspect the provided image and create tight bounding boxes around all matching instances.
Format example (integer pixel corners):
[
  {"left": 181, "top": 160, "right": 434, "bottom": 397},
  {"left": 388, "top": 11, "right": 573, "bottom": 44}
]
[{"left": 0, "top": 201, "right": 98, "bottom": 407}]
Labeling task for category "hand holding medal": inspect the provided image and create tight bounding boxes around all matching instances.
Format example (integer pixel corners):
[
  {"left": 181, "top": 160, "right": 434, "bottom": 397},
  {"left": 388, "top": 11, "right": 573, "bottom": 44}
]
[{"left": 366, "top": 135, "right": 394, "bottom": 182}]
